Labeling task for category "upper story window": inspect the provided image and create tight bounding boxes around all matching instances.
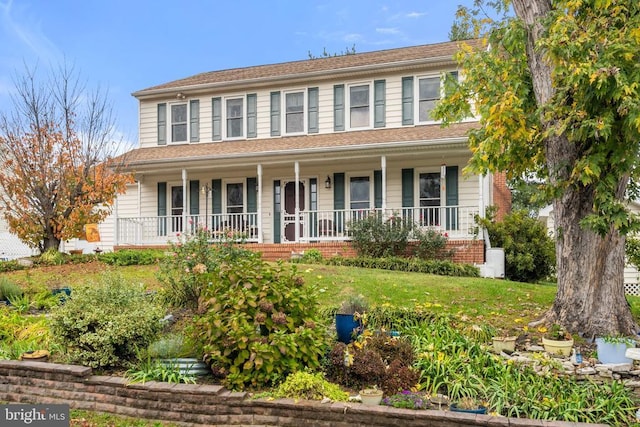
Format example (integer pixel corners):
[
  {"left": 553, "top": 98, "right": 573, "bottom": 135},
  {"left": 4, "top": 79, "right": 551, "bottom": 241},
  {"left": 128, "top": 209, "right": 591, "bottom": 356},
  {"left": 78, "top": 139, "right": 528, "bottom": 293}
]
[
  {"left": 212, "top": 94, "right": 256, "bottom": 141},
  {"left": 349, "top": 85, "right": 370, "bottom": 128},
  {"left": 285, "top": 91, "right": 305, "bottom": 134},
  {"left": 157, "top": 100, "right": 199, "bottom": 145},
  {"left": 226, "top": 98, "right": 244, "bottom": 138},
  {"left": 418, "top": 77, "right": 440, "bottom": 123}
]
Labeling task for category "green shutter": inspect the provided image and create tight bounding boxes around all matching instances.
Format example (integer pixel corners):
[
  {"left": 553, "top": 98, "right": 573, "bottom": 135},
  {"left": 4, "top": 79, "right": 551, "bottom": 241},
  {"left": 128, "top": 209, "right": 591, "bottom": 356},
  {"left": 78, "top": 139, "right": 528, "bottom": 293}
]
[
  {"left": 401, "top": 168, "right": 414, "bottom": 207},
  {"left": 333, "top": 172, "right": 345, "bottom": 232},
  {"left": 212, "top": 97, "right": 221, "bottom": 141},
  {"left": 374, "top": 80, "right": 385, "bottom": 128},
  {"left": 374, "top": 170, "right": 382, "bottom": 208},
  {"left": 212, "top": 179, "right": 222, "bottom": 214},
  {"left": 270, "top": 91, "right": 281, "bottom": 136},
  {"left": 273, "top": 180, "right": 281, "bottom": 243},
  {"left": 334, "top": 84, "right": 345, "bottom": 131},
  {"left": 247, "top": 177, "right": 257, "bottom": 212},
  {"left": 189, "top": 180, "right": 199, "bottom": 214},
  {"left": 247, "top": 93, "right": 257, "bottom": 138},
  {"left": 402, "top": 77, "right": 414, "bottom": 125},
  {"left": 308, "top": 87, "right": 319, "bottom": 133},
  {"left": 157, "top": 182, "right": 167, "bottom": 236},
  {"left": 189, "top": 100, "right": 199, "bottom": 142},
  {"left": 446, "top": 166, "right": 459, "bottom": 229},
  {"left": 157, "top": 103, "right": 166, "bottom": 145}
]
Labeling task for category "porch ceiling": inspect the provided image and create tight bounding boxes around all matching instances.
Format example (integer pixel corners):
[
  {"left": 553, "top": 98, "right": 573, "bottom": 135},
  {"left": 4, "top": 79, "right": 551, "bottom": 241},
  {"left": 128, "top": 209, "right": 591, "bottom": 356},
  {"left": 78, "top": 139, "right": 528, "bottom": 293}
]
[{"left": 121, "top": 121, "right": 479, "bottom": 173}]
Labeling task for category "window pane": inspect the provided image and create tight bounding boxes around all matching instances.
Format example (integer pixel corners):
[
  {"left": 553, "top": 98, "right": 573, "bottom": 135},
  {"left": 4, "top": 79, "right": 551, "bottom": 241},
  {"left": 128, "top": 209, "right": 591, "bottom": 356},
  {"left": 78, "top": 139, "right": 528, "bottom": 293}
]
[
  {"left": 227, "top": 98, "right": 243, "bottom": 118},
  {"left": 350, "top": 177, "right": 370, "bottom": 210},
  {"left": 351, "top": 107, "right": 369, "bottom": 128},
  {"left": 419, "top": 77, "right": 440, "bottom": 100},
  {"left": 350, "top": 85, "right": 369, "bottom": 107},
  {"left": 286, "top": 112, "right": 304, "bottom": 133},
  {"left": 227, "top": 183, "right": 243, "bottom": 212},
  {"left": 171, "top": 104, "right": 187, "bottom": 123},
  {"left": 172, "top": 123, "right": 187, "bottom": 142},
  {"left": 228, "top": 118, "right": 243, "bottom": 137},
  {"left": 286, "top": 92, "right": 304, "bottom": 112},
  {"left": 419, "top": 100, "right": 437, "bottom": 122},
  {"left": 420, "top": 173, "right": 440, "bottom": 201}
]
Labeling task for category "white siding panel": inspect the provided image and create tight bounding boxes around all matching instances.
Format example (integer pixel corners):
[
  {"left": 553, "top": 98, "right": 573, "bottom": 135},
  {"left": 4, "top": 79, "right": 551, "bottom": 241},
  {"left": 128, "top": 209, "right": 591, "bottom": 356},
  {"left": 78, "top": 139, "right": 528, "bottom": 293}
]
[
  {"left": 139, "top": 102, "right": 157, "bottom": 148},
  {"left": 317, "top": 83, "right": 334, "bottom": 134},
  {"left": 256, "top": 90, "right": 271, "bottom": 138},
  {"left": 385, "top": 77, "right": 403, "bottom": 128}
]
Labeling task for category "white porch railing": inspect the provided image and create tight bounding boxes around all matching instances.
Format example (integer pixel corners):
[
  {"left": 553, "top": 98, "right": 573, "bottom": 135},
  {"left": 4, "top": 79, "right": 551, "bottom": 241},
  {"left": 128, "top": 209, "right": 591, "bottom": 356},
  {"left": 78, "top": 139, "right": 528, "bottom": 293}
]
[
  {"left": 116, "top": 206, "right": 479, "bottom": 246},
  {"left": 117, "top": 212, "right": 259, "bottom": 246},
  {"left": 298, "top": 206, "right": 479, "bottom": 242}
]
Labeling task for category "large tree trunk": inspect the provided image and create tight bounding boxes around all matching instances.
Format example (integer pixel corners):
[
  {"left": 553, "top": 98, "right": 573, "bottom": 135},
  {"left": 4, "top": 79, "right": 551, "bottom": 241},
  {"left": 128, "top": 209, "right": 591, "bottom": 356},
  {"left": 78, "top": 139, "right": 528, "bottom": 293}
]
[{"left": 513, "top": 0, "right": 636, "bottom": 336}]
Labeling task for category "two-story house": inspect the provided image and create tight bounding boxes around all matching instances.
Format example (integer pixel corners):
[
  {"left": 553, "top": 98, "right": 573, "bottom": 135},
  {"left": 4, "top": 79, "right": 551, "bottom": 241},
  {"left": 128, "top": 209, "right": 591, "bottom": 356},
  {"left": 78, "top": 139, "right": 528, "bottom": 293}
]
[{"left": 110, "top": 40, "right": 510, "bottom": 263}]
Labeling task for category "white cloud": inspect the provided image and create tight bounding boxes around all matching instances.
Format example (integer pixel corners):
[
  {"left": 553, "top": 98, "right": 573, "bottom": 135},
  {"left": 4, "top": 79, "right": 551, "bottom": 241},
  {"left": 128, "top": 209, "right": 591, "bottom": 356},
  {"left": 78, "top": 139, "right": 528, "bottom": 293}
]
[
  {"left": 406, "top": 11, "right": 426, "bottom": 18},
  {"left": 376, "top": 27, "right": 400, "bottom": 35},
  {"left": 343, "top": 33, "right": 363, "bottom": 43}
]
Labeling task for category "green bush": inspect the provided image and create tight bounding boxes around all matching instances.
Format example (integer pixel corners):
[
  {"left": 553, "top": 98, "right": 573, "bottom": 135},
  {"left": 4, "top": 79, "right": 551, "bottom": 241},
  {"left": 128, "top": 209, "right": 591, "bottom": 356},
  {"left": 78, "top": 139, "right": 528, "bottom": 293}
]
[
  {"left": 273, "top": 371, "right": 349, "bottom": 401},
  {"left": 190, "top": 256, "right": 329, "bottom": 390},
  {"left": 0, "top": 277, "right": 23, "bottom": 301},
  {"left": 99, "top": 249, "right": 164, "bottom": 266},
  {"left": 157, "top": 228, "right": 258, "bottom": 310},
  {"left": 49, "top": 273, "right": 164, "bottom": 368},
  {"left": 0, "top": 260, "right": 26, "bottom": 273},
  {"left": 349, "top": 212, "right": 412, "bottom": 258},
  {"left": 412, "top": 228, "right": 453, "bottom": 260},
  {"left": 476, "top": 207, "right": 555, "bottom": 282},
  {"left": 326, "top": 256, "right": 479, "bottom": 277}
]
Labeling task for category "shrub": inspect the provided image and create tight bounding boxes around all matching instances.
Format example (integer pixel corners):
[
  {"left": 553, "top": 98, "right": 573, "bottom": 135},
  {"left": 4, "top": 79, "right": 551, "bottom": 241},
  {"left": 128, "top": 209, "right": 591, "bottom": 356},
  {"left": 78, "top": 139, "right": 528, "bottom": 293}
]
[
  {"left": 190, "top": 256, "right": 329, "bottom": 390},
  {"left": 50, "top": 273, "right": 164, "bottom": 368},
  {"left": 0, "top": 277, "right": 23, "bottom": 301},
  {"left": 326, "top": 256, "right": 479, "bottom": 277},
  {"left": 99, "top": 249, "right": 163, "bottom": 266},
  {"left": 0, "top": 260, "right": 26, "bottom": 273},
  {"left": 157, "top": 227, "right": 258, "bottom": 310},
  {"left": 300, "top": 248, "right": 323, "bottom": 264},
  {"left": 39, "top": 248, "right": 65, "bottom": 266},
  {"left": 476, "top": 207, "right": 555, "bottom": 282},
  {"left": 349, "top": 212, "right": 412, "bottom": 258},
  {"left": 411, "top": 228, "right": 453, "bottom": 260},
  {"left": 273, "top": 371, "right": 349, "bottom": 401}
]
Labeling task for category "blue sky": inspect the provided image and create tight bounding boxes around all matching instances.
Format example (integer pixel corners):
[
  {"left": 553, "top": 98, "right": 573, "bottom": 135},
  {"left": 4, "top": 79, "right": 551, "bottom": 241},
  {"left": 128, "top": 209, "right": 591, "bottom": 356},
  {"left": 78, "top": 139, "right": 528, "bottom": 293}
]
[{"left": 0, "top": 0, "right": 472, "bottom": 146}]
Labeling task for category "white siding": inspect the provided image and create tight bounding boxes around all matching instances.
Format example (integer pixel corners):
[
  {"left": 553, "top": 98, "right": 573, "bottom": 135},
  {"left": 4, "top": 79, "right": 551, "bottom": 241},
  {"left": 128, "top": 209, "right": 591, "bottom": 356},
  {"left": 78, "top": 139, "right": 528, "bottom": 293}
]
[{"left": 139, "top": 102, "right": 157, "bottom": 148}]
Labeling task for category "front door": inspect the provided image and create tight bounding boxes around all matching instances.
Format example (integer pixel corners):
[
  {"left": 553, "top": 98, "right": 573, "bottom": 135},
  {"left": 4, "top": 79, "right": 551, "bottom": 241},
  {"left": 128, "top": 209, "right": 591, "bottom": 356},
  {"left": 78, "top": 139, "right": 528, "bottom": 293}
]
[{"left": 283, "top": 181, "right": 305, "bottom": 242}]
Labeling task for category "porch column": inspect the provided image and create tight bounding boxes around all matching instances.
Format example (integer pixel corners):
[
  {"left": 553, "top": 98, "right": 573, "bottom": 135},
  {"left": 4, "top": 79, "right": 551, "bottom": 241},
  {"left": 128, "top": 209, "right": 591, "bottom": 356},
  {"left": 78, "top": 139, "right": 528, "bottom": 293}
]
[
  {"left": 257, "top": 164, "right": 263, "bottom": 243},
  {"left": 136, "top": 178, "right": 142, "bottom": 245},
  {"left": 381, "top": 156, "right": 387, "bottom": 212},
  {"left": 182, "top": 169, "right": 188, "bottom": 233},
  {"left": 294, "top": 161, "right": 300, "bottom": 242}
]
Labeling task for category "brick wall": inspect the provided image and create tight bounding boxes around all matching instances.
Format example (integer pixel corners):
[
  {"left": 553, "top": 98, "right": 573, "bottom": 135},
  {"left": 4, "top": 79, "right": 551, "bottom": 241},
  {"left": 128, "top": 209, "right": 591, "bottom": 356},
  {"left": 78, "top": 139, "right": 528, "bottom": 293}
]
[
  {"left": 492, "top": 171, "right": 512, "bottom": 221},
  {"left": 0, "top": 361, "right": 604, "bottom": 427}
]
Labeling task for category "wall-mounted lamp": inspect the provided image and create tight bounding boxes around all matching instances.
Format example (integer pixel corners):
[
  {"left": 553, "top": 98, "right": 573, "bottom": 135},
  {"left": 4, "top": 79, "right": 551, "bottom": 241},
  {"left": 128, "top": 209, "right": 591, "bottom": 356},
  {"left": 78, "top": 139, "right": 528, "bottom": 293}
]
[
  {"left": 325, "top": 176, "right": 332, "bottom": 189},
  {"left": 176, "top": 92, "right": 186, "bottom": 100}
]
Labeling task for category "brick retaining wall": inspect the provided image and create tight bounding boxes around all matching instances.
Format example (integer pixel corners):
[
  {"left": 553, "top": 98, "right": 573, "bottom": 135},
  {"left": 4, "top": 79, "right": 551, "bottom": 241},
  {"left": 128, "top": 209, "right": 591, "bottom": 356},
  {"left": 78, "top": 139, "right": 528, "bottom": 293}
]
[{"left": 0, "top": 361, "right": 606, "bottom": 427}]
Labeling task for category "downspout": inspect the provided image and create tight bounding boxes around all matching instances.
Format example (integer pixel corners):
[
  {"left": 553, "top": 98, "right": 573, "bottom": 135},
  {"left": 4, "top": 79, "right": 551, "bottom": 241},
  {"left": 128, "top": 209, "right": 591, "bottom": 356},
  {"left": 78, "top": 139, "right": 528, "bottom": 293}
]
[{"left": 257, "top": 164, "right": 263, "bottom": 243}]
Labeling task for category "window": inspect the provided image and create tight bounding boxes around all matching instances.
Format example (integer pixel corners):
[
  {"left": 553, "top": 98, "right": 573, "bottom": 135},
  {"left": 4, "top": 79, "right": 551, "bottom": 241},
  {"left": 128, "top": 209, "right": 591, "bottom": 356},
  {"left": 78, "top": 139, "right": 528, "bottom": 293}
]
[
  {"left": 419, "top": 172, "right": 440, "bottom": 225},
  {"left": 285, "top": 91, "right": 304, "bottom": 133},
  {"left": 349, "top": 84, "right": 370, "bottom": 128},
  {"left": 418, "top": 77, "right": 440, "bottom": 122},
  {"left": 226, "top": 98, "right": 244, "bottom": 138},
  {"left": 171, "top": 103, "right": 188, "bottom": 142},
  {"left": 226, "top": 183, "right": 244, "bottom": 214},
  {"left": 350, "top": 176, "right": 370, "bottom": 210}
]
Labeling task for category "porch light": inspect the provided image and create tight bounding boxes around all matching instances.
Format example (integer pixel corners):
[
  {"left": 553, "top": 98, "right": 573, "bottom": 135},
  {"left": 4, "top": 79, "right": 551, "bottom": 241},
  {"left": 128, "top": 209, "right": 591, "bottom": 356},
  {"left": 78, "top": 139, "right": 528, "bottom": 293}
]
[{"left": 325, "top": 176, "right": 331, "bottom": 189}]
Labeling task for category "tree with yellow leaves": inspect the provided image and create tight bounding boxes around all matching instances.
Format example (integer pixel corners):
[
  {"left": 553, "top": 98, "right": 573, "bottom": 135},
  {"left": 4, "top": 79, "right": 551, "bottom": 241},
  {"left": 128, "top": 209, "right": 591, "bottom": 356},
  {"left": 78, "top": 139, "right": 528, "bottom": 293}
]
[
  {"left": 0, "top": 64, "right": 132, "bottom": 253},
  {"left": 437, "top": 0, "right": 640, "bottom": 336}
]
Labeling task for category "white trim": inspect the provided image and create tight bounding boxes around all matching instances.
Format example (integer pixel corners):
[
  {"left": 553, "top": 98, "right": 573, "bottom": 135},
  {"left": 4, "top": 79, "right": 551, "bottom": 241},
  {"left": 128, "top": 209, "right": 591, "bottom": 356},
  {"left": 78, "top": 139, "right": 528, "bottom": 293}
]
[
  {"left": 283, "top": 89, "right": 307, "bottom": 136},
  {"left": 346, "top": 81, "right": 374, "bottom": 130}
]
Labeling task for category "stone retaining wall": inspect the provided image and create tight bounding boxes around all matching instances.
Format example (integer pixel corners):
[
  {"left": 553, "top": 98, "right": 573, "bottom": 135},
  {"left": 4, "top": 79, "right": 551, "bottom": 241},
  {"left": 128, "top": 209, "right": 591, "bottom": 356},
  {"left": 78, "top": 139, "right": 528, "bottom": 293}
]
[{"left": 0, "top": 360, "right": 607, "bottom": 427}]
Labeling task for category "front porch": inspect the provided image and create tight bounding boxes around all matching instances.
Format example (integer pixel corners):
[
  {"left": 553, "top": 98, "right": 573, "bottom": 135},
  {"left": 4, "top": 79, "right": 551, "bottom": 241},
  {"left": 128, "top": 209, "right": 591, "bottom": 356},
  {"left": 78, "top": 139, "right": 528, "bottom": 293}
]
[{"left": 115, "top": 205, "right": 484, "bottom": 263}]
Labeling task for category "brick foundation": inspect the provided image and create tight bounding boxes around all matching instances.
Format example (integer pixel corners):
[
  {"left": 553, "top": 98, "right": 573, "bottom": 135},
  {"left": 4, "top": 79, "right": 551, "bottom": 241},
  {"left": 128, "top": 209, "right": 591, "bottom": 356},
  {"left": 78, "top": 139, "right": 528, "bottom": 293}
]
[
  {"left": 116, "top": 239, "right": 485, "bottom": 264},
  {"left": 0, "top": 361, "right": 603, "bottom": 427}
]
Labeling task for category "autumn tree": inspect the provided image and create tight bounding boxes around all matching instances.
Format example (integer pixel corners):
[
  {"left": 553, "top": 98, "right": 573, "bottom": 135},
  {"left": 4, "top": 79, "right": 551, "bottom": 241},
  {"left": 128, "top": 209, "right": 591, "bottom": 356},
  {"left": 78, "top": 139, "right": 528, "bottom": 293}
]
[
  {"left": 437, "top": 0, "right": 640, "bottom": 336},
  {"left": 0, "top": 64, "right": 132, "bottom": 253}
]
